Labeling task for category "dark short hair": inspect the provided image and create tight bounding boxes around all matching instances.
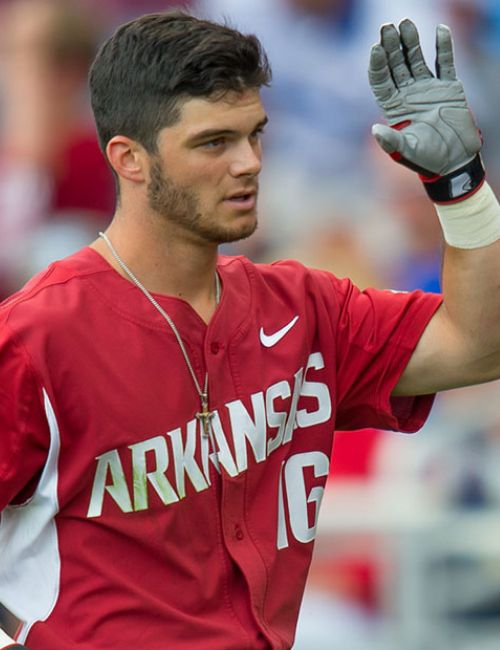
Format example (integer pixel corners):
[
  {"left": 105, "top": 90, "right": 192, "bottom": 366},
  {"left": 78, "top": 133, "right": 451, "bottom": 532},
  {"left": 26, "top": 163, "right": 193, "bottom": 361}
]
[{"left": 89, "top": 11, "right": 271, "bottom": 155}]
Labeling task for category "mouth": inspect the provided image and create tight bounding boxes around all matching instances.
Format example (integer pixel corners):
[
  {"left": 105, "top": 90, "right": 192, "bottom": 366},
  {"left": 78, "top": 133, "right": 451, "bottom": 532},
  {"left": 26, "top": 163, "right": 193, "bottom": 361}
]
[{"left": 224, "top": 189, "right": 257, "bottom": 210}]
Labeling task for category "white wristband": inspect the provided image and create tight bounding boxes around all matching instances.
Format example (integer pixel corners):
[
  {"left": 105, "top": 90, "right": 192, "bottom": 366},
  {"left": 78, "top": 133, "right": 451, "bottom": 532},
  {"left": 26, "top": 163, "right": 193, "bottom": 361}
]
[
  {"left": 435, "top": 181, "right": 500, "bottom": 249},
  {"left": 0, "top": 628, "right": 16, "bottom": 648}
]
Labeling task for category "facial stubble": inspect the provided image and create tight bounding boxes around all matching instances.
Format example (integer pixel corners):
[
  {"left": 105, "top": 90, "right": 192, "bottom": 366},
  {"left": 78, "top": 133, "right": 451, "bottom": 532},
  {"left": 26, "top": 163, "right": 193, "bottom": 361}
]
[{"left": 147, "top": 158, "right": 257, "bottom": 244}]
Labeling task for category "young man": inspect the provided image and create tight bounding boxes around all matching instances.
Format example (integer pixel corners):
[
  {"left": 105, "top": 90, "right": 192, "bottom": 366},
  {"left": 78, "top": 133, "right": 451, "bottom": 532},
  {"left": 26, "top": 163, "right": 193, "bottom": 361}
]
[{"left": 1, "top": 11, "right": 500, "bottom": 650}]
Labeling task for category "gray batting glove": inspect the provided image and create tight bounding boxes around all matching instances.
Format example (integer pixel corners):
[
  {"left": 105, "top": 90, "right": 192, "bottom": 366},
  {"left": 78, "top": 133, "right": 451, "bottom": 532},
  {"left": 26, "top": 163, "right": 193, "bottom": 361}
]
[{"left": 369, "top": 19, "right": 484, "bottom": 203}]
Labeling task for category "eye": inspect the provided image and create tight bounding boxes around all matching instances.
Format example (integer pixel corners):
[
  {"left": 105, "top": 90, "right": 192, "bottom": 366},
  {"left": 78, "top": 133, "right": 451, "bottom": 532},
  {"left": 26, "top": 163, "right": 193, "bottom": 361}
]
[
  {"left": 250, "top": 127, "right": 266, "bottom": 140},
  {"left": 201, "top": 137, "right": 226, "bottom": 149}
]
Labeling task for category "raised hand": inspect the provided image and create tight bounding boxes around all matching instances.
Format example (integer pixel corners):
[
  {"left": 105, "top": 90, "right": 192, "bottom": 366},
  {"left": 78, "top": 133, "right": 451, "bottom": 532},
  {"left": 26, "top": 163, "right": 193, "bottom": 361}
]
[{"left": 368, "top": 19, "right": 484, "bottom": 202}]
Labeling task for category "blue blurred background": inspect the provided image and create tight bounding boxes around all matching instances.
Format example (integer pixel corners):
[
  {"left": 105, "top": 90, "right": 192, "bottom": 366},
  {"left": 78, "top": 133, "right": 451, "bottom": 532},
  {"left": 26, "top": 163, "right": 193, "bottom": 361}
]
[{"left": 1, "top": 1, "right": 500, "bottom": 648}]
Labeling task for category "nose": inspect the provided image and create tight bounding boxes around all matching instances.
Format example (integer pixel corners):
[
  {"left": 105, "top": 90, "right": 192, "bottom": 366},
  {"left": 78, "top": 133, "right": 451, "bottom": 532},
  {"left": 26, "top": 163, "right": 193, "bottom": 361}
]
[{"left": 229, "top": 140, "right": 262, "bottom": 178}]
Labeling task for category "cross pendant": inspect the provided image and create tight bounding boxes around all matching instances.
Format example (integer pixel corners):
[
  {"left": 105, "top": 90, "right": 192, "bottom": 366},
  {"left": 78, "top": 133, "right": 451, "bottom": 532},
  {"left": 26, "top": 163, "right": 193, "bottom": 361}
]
[{"left": 196, "top": 393, "right": 215, "bottom": 437}]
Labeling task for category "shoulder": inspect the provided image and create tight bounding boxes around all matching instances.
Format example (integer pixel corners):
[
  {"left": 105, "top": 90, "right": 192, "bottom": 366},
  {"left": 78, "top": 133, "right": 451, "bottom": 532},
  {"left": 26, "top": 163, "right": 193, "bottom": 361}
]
[
  {"left": 217, "top": 255, "right": 441, "bottom": 332},
  {"left": 217, "top": 254, "right": 343, "bottom": 297},
  {"left": 0, "top": 247, "right": 109, "bottom": 334}
]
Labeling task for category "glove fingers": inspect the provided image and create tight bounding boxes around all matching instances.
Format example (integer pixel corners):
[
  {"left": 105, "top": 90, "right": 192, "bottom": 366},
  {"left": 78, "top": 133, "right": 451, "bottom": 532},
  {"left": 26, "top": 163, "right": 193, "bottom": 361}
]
[
  {"left": 399, "top": 18, "right": 433, "bottom": 80},
  {"left": 435, "top": 24, "right": 457, "bottom": 80},
  {"left": 368, "top": 44, "right": 397, "bottom": 102},
  {"left": 381, "top": 23, "right": 412, "bottom": 87},
  {"left": 372, "top": 123, "right": 405, "bottom": 155}
]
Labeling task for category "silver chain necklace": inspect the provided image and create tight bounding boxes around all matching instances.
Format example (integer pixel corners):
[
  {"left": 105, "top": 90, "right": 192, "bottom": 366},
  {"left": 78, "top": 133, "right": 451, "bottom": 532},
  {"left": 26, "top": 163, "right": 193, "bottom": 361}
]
[{"left": 98, "top": 231, "right": 220, "bottom": 441}]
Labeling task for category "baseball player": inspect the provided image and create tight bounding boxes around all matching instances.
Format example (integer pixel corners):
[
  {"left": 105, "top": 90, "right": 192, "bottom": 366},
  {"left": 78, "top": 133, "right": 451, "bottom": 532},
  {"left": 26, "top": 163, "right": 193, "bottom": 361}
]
[{"left": 1, "top": 12, "right": 500, "bottom": 650}]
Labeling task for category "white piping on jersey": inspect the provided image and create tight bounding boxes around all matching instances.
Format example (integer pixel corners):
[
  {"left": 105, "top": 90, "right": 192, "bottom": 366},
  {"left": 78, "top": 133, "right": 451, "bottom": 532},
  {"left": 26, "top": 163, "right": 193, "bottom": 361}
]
[{"left": 0, "top": 389, "right": 61, "bottom": 643}]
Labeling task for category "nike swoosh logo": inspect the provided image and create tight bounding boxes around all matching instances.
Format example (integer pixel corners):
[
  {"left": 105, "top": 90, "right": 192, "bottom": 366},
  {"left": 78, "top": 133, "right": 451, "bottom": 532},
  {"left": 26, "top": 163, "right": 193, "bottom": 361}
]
[{"left": 260, "top": 316, "right": 299, "bottom": 348}]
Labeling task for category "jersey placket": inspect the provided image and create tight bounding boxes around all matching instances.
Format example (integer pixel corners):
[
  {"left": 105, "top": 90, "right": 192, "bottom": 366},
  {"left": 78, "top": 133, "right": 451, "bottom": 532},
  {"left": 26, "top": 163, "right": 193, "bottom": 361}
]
[
  {"left": 199, "top": 326, "right": 264, "bottom": 647},
  {"left": 220, "top": 473, "right": 286, "bottom": 649},
  {"left": 202, "top": 324, "right": 284, "bottom": 649}
]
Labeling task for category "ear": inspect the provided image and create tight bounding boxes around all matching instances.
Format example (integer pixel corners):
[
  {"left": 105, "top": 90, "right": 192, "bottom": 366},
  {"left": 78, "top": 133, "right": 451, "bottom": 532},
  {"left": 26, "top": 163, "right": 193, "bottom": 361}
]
[{"left": 106, "top": 136, "right": 147, "bottom": 184}]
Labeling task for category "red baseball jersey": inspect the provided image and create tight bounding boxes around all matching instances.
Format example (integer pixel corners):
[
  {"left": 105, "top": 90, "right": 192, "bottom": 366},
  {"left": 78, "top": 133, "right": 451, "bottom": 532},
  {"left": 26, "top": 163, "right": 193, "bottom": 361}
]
[{"left": 0, "top": 248, "right": 441, "bottom": 649}]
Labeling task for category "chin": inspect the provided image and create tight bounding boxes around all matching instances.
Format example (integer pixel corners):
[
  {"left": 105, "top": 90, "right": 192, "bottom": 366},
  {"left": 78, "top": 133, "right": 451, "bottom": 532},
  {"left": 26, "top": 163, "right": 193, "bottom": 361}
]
[
  {"left": 227, "top": 216, "right": 258, "bottom": 242},
  {"left": 205, "top": 219, "right": 258, "bottom": 245}
]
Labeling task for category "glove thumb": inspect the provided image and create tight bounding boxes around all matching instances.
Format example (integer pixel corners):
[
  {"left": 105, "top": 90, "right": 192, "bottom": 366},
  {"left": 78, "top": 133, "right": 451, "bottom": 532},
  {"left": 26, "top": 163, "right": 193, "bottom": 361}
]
[{"left": 371, "top": 123, "right": 405, "bottom": 155}]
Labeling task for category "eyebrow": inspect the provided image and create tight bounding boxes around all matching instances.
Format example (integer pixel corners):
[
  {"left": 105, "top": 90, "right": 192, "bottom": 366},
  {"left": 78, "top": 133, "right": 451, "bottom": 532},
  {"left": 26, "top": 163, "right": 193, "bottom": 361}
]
[{"left": 188, "top": 116, "right": 269, "bottom": 143}]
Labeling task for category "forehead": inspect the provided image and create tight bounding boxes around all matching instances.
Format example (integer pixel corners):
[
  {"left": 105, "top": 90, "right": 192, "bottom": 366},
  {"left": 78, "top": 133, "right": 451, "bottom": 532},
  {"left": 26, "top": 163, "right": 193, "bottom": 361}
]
[{"left": 165, "top": 89, "right": 266, "bottom": 139}]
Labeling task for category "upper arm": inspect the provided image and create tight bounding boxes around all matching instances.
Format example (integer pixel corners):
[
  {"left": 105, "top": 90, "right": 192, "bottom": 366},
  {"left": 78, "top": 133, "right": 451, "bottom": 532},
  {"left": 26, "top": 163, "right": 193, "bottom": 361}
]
[
  {"left": 393, "top": 303, "right": 500, "bottom": 396},
  {"left": 329, "top": 276, "right": 441, "bottom": 430},
  {"left": 0, "top": 322, "right": 50, "bottom": 509}
]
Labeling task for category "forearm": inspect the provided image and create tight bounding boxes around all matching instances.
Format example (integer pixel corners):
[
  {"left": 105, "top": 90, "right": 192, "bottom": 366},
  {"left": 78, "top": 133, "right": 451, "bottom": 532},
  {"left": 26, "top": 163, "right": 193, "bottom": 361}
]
[
  {"left": 394, "top": 182, "right": 500, "bottom": 396},
  {"left": 440, "top": 183, "right": 500, "bottom": 360},
  {"left": 369, "top": 19, "right": 500, "bottom": 394}
]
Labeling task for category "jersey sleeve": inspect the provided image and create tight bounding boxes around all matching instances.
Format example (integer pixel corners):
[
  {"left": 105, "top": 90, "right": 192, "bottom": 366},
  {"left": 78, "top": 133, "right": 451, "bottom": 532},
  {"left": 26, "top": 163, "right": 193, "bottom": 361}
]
[
  {"left": 0, "top": 321, "right": 50, "bottom": 509},
  {"left": 329, "top": 277, "right": 442, "bottom": 432}
]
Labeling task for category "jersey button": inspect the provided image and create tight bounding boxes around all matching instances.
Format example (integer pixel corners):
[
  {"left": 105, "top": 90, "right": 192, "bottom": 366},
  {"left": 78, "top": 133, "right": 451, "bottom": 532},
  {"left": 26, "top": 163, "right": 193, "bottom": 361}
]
[
  {"left": 210, "top": 341, "right": 221, "bottom": 355},
  {"left": 235, "top": 524, "right": 244, "bottom": 541}
]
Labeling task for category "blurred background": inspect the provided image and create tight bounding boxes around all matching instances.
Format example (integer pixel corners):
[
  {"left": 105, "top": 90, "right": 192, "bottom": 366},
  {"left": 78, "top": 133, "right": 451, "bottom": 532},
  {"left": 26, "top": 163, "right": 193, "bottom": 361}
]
[{"left": 1, "top": 0, "right": 500, "bottom": 648}]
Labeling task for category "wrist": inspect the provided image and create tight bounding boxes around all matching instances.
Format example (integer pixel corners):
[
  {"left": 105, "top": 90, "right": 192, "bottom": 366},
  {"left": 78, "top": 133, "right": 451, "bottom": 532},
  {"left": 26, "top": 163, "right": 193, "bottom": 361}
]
[
  {"left": 420, "top": 153, "right": 485, "bottom": 204},
  {"left": 434, "top": 181, "right": 500, "bottom": 249}
]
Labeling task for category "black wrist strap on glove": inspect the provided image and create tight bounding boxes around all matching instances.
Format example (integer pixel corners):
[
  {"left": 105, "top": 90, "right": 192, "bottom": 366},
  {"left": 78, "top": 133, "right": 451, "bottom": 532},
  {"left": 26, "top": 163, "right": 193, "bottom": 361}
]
[
  {"left": 5, "top": 645, "right": 29, "bottom": 649},
  {"left": 420, "top": 153, "right": 485, "bottom": 204}
]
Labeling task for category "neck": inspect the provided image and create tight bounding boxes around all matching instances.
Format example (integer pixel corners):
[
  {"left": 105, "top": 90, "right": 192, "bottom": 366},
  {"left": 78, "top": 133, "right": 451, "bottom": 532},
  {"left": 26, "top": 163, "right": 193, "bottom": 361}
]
[{"left": 90, "top": 209, "right": 220, "bottom": 324}]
